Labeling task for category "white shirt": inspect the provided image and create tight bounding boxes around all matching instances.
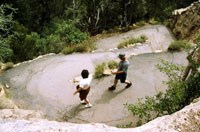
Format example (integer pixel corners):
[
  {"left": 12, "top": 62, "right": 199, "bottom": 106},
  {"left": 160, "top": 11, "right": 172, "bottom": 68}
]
[{"left": 79, "top": 76, "right": 92, "bottom": 90}]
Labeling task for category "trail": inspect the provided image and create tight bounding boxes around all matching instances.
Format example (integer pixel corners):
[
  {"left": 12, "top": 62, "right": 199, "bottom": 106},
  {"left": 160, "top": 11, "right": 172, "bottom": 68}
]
[{"left": 0, "top": 25, "right": 188, "bottom": 126}]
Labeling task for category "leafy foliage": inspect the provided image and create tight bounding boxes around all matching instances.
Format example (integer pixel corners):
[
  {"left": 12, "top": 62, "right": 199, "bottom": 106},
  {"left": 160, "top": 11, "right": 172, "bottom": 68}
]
[
  {"left": 61, "top": 39, "right": 96, "bottom": 54},
  {"left": 168, "top": 40, "right": 192, "bottom": 51},
  {"left": 107, "top": 60, "right": 118, "bottom": 69},
  {"left": 3, "top": 0, "right": 195, "bottom": 35},
  {"left": 94, "top": 60, "right": 118, "bottom": 79},
  {"left": 8, "top": 19, "right": 89, "bottom": 62},
  {"left": 118, "top": 35, "right": 147, "bottom": 49},
  {"left": 0, "top": 4, "right": 16, "bottom": 62},
  {"left": 0, "top": 1, "right": 197, "bottom": 62},
  {"left": 94, "top": 62, "right": 106, "bottom": 79},
  {"left": 0, "top": 38, "right": 13, "bottom": 62},
  {"left": 54, "top": 20, "right": 88, "bottom": 44},
  {"left": 125, "top": 60, "right": 187, "bottom": 126}
]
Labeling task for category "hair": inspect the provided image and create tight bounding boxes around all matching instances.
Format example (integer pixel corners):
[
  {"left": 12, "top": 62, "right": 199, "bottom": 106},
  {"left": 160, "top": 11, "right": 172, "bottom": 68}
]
[{"left": 81, "top": 69, "right": 89, "bottom": 78}]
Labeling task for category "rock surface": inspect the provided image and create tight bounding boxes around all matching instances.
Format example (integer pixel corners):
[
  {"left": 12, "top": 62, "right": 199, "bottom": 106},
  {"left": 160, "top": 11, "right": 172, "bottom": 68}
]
[
  {"left": 0, "top": 84, "right": 18, "bottom": 109},
  {"left": 0, "top": 1, "right": 200, "bottom": 131},
  {"left": 170, "top": 0, "right": 200, "bottom": 39},
  {"left": 0, "top": 99, "right": 199, "bottom": 132},
  {"left": 0, "top": 25, "right": 184, "bottom": 127}
]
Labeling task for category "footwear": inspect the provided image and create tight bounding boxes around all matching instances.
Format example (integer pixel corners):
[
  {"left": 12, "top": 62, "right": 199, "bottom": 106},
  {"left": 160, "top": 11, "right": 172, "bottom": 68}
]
[
  {"left": 80, "top": 100, "right": 86, "bottom": 104},
  {"left": 108, "top": 85, "right": 116, "bottom": 91},
  {"left": 125, "top": 82, "right": 132, "bottom": 88},
  {"left": 85, "top": 103, "right": 92, "bottom": 108}
]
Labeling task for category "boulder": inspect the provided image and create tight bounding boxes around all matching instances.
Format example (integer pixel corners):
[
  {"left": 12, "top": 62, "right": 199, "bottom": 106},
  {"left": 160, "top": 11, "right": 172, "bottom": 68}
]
[
  {"left": 0, "top": 100, "right": 200, "bottom": 131},
  {"left": 170, "top": 1, "right": 200, "bottom": 39}
]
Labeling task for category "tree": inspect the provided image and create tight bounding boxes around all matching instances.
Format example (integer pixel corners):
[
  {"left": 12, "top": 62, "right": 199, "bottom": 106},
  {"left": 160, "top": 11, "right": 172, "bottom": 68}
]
[{"left": 0, "top": 4, "right": 15, "bottom": 62}]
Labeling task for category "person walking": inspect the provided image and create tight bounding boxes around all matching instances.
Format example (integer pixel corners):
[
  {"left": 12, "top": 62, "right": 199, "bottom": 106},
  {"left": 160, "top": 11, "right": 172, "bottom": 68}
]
[
  {"left": 73, "top": 69, "right": 92, "bottom": 108},
  {"left": 108, "top": 53, "right": 132, "bottom": 91}
]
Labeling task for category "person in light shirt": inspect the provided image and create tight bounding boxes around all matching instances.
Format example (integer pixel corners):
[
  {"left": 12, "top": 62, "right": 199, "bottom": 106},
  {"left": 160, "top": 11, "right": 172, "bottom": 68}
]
[{"left": 73, "top": 69, "right": 92, "bottom": 108}]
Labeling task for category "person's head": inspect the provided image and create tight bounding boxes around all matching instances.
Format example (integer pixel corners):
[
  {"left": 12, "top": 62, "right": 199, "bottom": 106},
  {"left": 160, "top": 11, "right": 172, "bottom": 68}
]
[
  {"left": 81, "top": 69, "right": 89, "bottom": 78},
  {"left": 118, "top": 53, "right": 126, "bottom": 60}
]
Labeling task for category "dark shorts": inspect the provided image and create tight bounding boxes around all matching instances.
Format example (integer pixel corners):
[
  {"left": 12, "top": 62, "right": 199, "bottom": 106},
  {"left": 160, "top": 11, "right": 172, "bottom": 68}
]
[
  {"left": 115, "top": 73, "right": 127, "bottom": 83},
  {"left": 76, "top": 85, "right": 90, "bottom": 100}
]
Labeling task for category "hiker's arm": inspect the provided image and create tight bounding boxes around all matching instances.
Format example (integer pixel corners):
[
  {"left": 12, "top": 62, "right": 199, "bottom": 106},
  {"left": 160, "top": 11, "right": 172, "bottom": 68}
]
[
  {"left": 111, "top": 64, "right": 128, "bottom": 74},
  {"left": 111, "top": 70, "right": 125, "bottom": 74},
  {"left": 73, "top": 87, "right": 82, "bottom": 95}
]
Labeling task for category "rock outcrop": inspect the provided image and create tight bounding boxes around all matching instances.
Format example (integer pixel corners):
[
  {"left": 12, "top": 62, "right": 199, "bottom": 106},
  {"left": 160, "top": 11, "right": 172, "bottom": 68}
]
[
  {"left": 0, "top": 99, "right": 200, "bottom": 131},
  {"left": 0, "top": 84, "right": 18, "bottom": 109},
  {"left": 170, "top": 0, "right": 200, "bottom": 39},
  {"left": 0, "top": 62, "right": 13, "bottom": 74}
]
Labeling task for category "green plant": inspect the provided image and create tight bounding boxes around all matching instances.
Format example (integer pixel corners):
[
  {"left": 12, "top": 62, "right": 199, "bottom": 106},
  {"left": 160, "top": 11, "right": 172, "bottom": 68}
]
[
  {"left": 184, "top": 72, "right": 200, "bottom": 105},
  {"left": 0, "top": 38, "right": 13, "bottom": 62},
  {"left": 61, "top": 39, "right": 96, "bottom": 54},
  {"left": 55, "top": 20, "right": 88, "bottom": 44},
  {"left": 125, "top": 60, "right": 187, "bottom": 126},
  {"left": 94, "top": 62, "right": 106, "bottom": 79},
  {"left": 117, "top": 122, "right": 133, "bottom": 128},
  {"left": 94, "top": 60, "right": 118, "bottom": 79},
  {"left": 117, "top": 35, "right": 147, "bottom": 49},
  {"left": 0, "top": 4, "right": 16, "bottom": 62},
  {"left": 168, "top": 40, "right": 192, "bottom": 51},
  {"left": 107, "top": 60, "right": 118, "bottom": 69},
  {"left": 61, "top": 46, "right": 75, "bottom": 54}
]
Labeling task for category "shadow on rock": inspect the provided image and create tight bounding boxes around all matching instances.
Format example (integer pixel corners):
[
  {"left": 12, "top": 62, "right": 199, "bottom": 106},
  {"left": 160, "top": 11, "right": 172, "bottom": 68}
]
[
  {"left": 62, "top": 103, "right": 90, "bottom": 121},
  {"left": 95, "top": 88, "right": 126, "bottom": 104}
]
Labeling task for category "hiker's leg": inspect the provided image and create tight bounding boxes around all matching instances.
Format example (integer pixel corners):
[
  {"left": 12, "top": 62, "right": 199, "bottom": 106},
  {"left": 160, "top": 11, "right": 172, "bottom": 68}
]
[
  {"left": 84, "top": 98, "right": 92, "bottom": 108},
  {"left": 81, "top": 87, "right": 90, "bottom": 101},
  {"left": 125, "top": 80, "right": 132, "bottom": 88},
  {"left": 113, "top": 79, "right": 118, "bottom": 87},
  {"left": 84, "top": 98, "right": 89, "bottom": 104}
]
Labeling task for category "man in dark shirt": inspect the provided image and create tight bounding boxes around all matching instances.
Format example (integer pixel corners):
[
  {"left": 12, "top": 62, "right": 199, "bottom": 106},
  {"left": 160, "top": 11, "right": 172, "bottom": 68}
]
[{"left": 108, "top": 53, "right": 132, "bottom": 91}]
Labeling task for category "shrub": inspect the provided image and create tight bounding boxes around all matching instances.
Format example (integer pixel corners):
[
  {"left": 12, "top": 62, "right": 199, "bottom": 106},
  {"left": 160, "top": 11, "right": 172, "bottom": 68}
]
[
  {"left": 61, "top": 46, "right": 75, "bottom": 54},
  {"left": 94, "top": 62, "right": 106, "bottom": 79},
  {"left": 9, "top": 31, "right": 49, "bottom": 61},
  {"left": 125, "top": 60, "right": 187, "bottom": 126},
  {"left": 168, "top": 40, "right": 192, "bottom": 51},
  {"left": 184, "top": 72, "right": 200, "bottom": 104},
  {"left": 0, "top": 4, "right": 15, "bottom": 62},
  {"left": 0, "top": 38, "right": 13, "bottom": 62},
  {"left": 107, "top": 60, "right": 118, "bottom": 69},
  {"left": 54, "top": 20, "right": 88, "bottom": 44},
  {"left": 94, "top": 60, "right": 118, "bottom": 79},
  {"left": 61, "top": 39, "right": 96, "bottom": 54},
  {"left": 118, "top": 35, "right": 147, "bottom": 49}
]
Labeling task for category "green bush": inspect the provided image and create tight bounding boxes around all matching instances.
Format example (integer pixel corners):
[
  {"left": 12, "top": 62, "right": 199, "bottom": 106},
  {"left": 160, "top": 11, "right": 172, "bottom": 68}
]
[
  {"left": 61, "top": 44, "right": 90, "bottom": 54},
  {"left": 54, "top": 20, "right": 88, "bottom": 44},
  {"left": 61, "top": 39, "right": 96, "bottom": 54},
  {"left": 61, "top": 46, "right": 75, "bottom": 54},
  {"left": 168, "top": 40, "right": 192, "bottom": 51},
  {"left": 0, "top": 38, "right": 13, "bottom": 62},
  {"left": 125, "top": 60, "right": 187, "bottom": 126},
  {"left": 94, "top": 62, "right": 106, "bottom": 79},
  {"left": 107, "top": 60, "right": 118, "bottom": 69},
  {"left": 94, "top": 60, "right": 118, "bottom": 79},
  {"left": 184, "top": 72, "right": 200, "bottom": 104},
  {"left": 118, "top": 35, "right": 147, "bottom": 49},
  {"left": 0, "top": 4, "right": 15, "bottom": 62}
]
